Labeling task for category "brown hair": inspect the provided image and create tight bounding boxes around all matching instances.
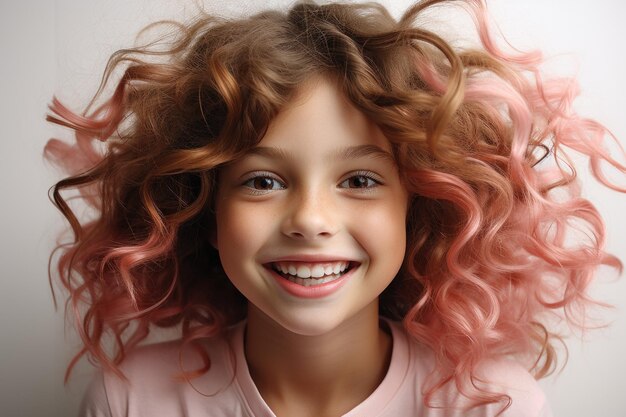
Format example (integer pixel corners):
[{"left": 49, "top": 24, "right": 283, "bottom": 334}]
[{"left": 46, "top": 0, "right": 624, "bottom": 410}]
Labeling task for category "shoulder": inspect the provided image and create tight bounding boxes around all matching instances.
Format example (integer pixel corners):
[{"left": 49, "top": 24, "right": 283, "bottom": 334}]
[
  {"left": 115, "top": 335, "right": 230, "bottom": 385},
  {"left": 473, "top": 358, "right": 551, "bottom": 416},
  {"left": 386, "top": 321, "right": 551, "bottom": 416},
  {"left": 79, "top": 329, "right": 240, "bottom": 417},
  {"left": 79, "top": 340, "right": 187, "bottom": 416}
]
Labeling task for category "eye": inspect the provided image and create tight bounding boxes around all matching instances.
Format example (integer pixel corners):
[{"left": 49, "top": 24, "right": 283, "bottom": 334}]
[
  {"left": 339, "top": 172, "right": 381, "bottom": 189},
  {"left": 242, "top": 174, "right": 286, "bottom": 193}
]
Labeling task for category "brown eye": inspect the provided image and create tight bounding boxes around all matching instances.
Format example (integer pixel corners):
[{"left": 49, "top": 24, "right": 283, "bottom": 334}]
[
  {"left": 243, "top": 175, "right": 285, "bottom": 192},
  {"left": 349, "top": 176, "right": 370, "bottom": 188},
  {"left": 339, "top": 174, "right": 380, "bottom": 189},
  {"left": 254, "top": 177, "right": 275, "bottom": 189}
]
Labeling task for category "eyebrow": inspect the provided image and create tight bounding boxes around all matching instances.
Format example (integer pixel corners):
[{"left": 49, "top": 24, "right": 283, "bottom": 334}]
[{"left": 244, "top": 144, "right": 396, "bottom": 164}]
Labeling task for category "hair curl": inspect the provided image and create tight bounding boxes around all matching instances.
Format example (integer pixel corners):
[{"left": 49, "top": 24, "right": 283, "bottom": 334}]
[{"left": 46, "top": 0, "right": 625, "bottom": 411}]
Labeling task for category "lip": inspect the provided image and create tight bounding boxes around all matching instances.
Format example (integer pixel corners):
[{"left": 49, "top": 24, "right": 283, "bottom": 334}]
[
  {"left": 264, "top": 261, "right": 359, "bottom": 299},
  {"left": 265, "top": 254, "right": 355, "bottom": 263}
]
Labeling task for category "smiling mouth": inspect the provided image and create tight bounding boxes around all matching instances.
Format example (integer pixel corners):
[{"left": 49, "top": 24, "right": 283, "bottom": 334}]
[{"left": 268, "top": 261, "right": 359, "bottom": 287}]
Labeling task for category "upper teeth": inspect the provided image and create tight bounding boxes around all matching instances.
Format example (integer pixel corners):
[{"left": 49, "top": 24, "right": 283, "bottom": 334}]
[{"left": 272, "top": 261, "right": 350, "bottom": 279}]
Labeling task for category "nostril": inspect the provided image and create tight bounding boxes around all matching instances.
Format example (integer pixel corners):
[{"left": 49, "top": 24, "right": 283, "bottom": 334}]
[
  {"left": 281, "top": 200, "right": 339, "bottom": 239},
  {"left": 285, "top": 230, "right": 334, "bottom": 239}
]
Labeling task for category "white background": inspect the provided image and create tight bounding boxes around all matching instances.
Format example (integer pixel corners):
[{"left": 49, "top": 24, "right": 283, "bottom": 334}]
[{"left": 1, "top": 1, "right": 625, "bottom": 416}]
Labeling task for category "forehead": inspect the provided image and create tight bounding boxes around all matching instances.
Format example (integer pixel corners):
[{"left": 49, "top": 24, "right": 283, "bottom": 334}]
[{"left": 256, "top": 77, "right": 392, "bottom": 153}]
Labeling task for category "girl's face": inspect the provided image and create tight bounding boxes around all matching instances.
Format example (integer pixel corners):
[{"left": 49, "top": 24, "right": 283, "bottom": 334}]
[{"left": 215, "top": 77, "right": 408, "bottom": 336}]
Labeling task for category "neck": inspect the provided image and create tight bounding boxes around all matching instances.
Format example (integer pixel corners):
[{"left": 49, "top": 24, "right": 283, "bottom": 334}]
[{"left": 244, "top": 302, "right": 392, "bottom": 417}]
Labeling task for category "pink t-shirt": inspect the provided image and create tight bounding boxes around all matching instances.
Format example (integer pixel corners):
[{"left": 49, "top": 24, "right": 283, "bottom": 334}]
[{"left": 80, "top": 320, "right": 552, "bottom": 416}]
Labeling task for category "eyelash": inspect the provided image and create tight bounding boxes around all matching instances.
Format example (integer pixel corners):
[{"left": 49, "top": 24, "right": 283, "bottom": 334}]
[
  {"left": 241, "top": 170, "right": 382, "bottom": 194},
  {"left": 338, "top": 171, "right": 382, "bottom": 190},
  {"left": 241, "top": 172, "right": 286, "bottom": 195}
]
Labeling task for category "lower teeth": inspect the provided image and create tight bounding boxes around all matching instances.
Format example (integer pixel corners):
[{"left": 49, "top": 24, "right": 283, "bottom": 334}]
[{"left": 281, "top": 272, "right": 344, "bottom": 287}]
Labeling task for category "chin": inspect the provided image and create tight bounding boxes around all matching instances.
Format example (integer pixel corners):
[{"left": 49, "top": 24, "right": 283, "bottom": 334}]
[
  {"left": 249, "top": 302, "right": 352, "bottom": 337},
  {"left": 282, "top": 321, "right": 347, "bottom": 337},
  {"left": 262, "top": 299, "right": 378, "bottom": 338}
]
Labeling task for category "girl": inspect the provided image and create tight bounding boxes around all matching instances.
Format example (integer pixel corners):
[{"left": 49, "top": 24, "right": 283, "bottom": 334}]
[{"left": 46, "top": 0, "right": 626, "bottom": 416}]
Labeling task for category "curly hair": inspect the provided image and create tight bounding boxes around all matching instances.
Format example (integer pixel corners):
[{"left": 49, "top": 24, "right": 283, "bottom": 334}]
[{"left": 46, "top": 0, "right": 625, "bottom": 410}]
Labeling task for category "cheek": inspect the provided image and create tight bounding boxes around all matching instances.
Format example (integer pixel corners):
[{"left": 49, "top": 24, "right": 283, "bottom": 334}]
[
  {"left": 215, "top": 201, "right": 275, "bottom": 270},
  {"left": 352, "top": 199, "right": 407, "bottom": 274},
  {"left": 217, "top": 205, "right": 249, "bottom": 251},
  {"left": 215, "top": 204, "right": 254, "bottom": 292}
]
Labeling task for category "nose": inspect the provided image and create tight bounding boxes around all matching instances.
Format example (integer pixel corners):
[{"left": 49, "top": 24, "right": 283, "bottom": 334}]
[{"left": 281, "top": 187, "right": 338, "bottom": 240}]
